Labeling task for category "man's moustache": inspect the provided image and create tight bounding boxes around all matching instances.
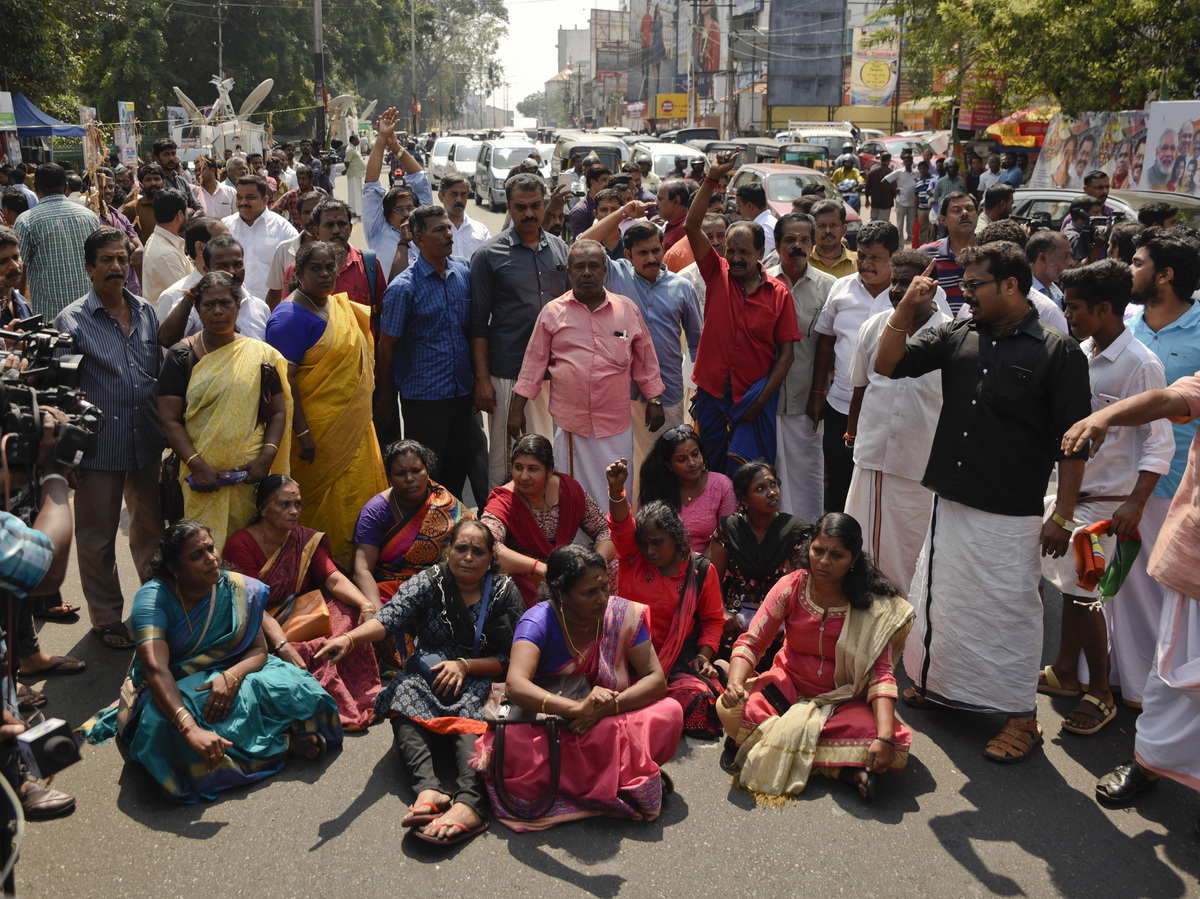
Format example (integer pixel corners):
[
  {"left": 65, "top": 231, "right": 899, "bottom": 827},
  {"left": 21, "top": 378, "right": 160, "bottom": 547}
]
[
  {"left": 105, "top": 273, "right": 124, "bottom": 280},
  {"left": 787, "top": 248, "right": 807, "bottom": 258}
]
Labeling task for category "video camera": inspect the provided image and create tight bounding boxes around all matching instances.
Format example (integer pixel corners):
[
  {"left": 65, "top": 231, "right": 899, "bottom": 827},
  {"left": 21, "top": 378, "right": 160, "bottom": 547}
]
[
  {"left": 1011, "top": 211, "right": 1054, "bottom": 234},
  {"left": 0, "top": 315, "right": 103, "bottom": 468},
  {"left": 1088, "top": 211, "right": 1129, "bottom": 241}
]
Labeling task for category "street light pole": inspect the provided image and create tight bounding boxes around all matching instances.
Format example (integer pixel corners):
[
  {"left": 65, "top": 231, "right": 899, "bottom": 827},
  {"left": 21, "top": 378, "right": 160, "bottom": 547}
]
[
  {"left": 411, "top": 0, "right": 418, "bottom": 133},
  {"left": 313, "top": 0, "right": 326, "bottom": 144}
]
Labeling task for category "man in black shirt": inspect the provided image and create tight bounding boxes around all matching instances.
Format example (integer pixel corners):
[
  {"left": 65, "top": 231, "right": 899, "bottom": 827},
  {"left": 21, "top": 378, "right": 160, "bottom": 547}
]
[{"left": 874, "top": 241, "right": 1091, "bottom": 764}]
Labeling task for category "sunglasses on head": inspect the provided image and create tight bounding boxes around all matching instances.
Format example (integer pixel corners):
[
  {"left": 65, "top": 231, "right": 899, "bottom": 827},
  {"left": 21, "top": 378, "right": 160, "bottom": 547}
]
[{"left": 663, "top": 423, "right": 696, "bottom": 442}]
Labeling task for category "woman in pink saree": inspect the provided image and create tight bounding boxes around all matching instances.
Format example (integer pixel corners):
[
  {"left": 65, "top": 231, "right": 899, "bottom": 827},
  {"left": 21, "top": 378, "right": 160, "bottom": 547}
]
[{"left": 475, "top": 545, "right": 683, "bottom": 831}]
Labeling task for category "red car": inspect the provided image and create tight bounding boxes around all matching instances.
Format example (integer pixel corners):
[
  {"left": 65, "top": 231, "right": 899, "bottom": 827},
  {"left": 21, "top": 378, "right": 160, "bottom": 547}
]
[{"left": 728, "top": 164, "right": 862, "bottom": 249}]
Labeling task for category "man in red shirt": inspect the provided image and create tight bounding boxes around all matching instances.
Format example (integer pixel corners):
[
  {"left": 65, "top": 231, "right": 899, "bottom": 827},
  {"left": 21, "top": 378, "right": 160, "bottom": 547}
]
[
  {"left": 285, "top": 197, "right": 385, "bottom": 318},
  {"left": 686, "top": 150, "right": 801, "bottom": 475}
]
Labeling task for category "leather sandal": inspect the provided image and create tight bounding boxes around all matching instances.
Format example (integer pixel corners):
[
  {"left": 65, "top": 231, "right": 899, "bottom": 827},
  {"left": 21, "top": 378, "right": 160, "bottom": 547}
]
[
  {"left": 1095, "top": 761, "right": 1158, "bottom": 805},
  {"left": 1036, "top": 664, "right": 1080, "bottom": 697},
  {"left": 1061, "top": 694, "right": 1116, "bottom": 735},
  {"left": 902, "top": 687, "right": 934, "bottom": 708},
  {"left": 983, "top": 717, "right": 1043, "bottom": 763}
]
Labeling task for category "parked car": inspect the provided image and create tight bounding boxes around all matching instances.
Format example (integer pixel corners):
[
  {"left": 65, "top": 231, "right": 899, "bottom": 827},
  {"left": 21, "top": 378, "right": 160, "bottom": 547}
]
[
  {"left": 858, "top": 137, "right": 938, "bottom": 172},
  {"left": 659, "top": 127, "right": 719, "bottom": 143},
  {"left": 774, "top": 128, "right": 856, "bottom": 158},
  {"left": 729, "top": 163, "right": 862, "bottom": 249},
  {"left": 474, "top": 140, "right": 537, "bottom": 210},
  {"left": 1012, "top": 187, "right": 1200, "bottom": 230},
  {"left": 444, "top": 140, "right": 482, "bottom": 194},
  {"left": 429, "top": 136, "right": 469, "bottom": 185},
  {"left": 549, "top": 134, "right": 630, "bottom": 179}
]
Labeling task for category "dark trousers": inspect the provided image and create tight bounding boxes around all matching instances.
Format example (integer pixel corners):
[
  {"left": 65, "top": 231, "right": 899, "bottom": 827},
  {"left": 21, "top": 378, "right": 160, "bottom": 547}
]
[
  {"left": 13, "top": 598, "right": 38, "bottom": 661},
  {"left": 822, "top": 406, "right": 854, "bottom": 514},
  {"left": 400, "top": 394, "right": 475, "bottom": 503},
  {"left": 391, "top": 717, "right": 486, "bottom": 815}
]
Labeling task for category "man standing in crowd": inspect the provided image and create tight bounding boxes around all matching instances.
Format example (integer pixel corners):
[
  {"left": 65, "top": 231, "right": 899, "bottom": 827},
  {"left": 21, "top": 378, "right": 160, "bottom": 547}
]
[
  {"left": 271, "top": 164, "right": 327, "bottom": 228},
  {"left": 437, "top": 173, "right": 491, "bottom": 259},
  {"left": 677, "top": 212, "right": 726, "bottom": 307},
  {"left": 364, "top": 108, "right": 432, "bottom": 282},
  {"left": 1000, "top": 151, "right": 1026, "bottom": 187},
  {"left": 509, "top": 240, "right": 665, "bottom": 504},
  {"left": 685, "top": 151, "right": 800, "bottom": 475},
  {"left": 978, "top": 154, "right": 1003, "bottom": 194},
  {"left": 123, "top": 163, "right": 163, "bottom": 247},
  {"left": 864, "top": 152, "right": 896, "bottom": 222},
  {"left": 54, "top": 228, "right": 163, "bottom": 649},
  {"left": 191, "top": 156, "right": 237, "bottom": 219},
  {"left": 809, "top": 199, "right": 857, "bottom": 279},
  {"left": 875, "top": 241, "right": 1091, "bottom": 764},
  {"left": 885, "top": 150, "right": 919, "bottom": 245},
  {"left": 152, "top": 137, "right": 201, "bottom": 215},
  {"left": 140, "top": 189, "right": 192, "bottom": 305},
  {"left": 0, "top": 227, "right": 32, "bottom": 327},
  {"left": 94, "top": 167, "right": 144, "bottom": 297},
  {"left": 768, "top": 212, "right": 835, "bottom": 522},
  {"left": 920, "top": 190, "right": 977, "bottom": 314},
  {"left": 915, "top": 159, "right": 937, "bottom": 245},
  {"left": 264, "top": 191, "right": 322, "bottom": 308},
  {"left": 735, "top": 182, "right": 778, "bottom": 255},
  {"left": 343, "top": 134, "right": 366, "bottom": 220},
  {"left": 1027, "top": 230, "right": 1073, "bottom": 308},
  {"left": 298, "top": 138, "right": 324, "bottom": 186},
  {"left": 1063, "top": 196, "right": 1105, "bottom": 263},
  {"left": 845, "top": 248, "right": 948, "bottom": 593},
  {"left": 222, "top": 174, "right": 298, "bottom": 301},
  {"left": 1, "top": 189, "right": 28, "bottom": 227},
  {"left": 930, "top": 158, "right": 966, "bottom": 236},
  {"left": 1038, "top": 259, "right": 1171, "bottom": 738},
  {"left": 470, "top": 172, "right": 570, "bottom": 487},
  {"left": 158, "top": 232, "right": 271, "bottom": 344},
  {"left": 569, "top": 165, "right": 612, "bottom": 240},
  {"left": 581, "top": 208, "right": 703, "bottom": 487},
  {"left": 964, "top": 153, "right": 983, "bottom": 200},
  {"left": 656, "top": 179, "right": 691, "bottom": 251},
  {"left": 222, "top": 156, "right": 248, "bottom": 190},
  {"left": 376, "top": 205, "right": 477, "bottom": 501},
  {"left": 14, "top": 163, "right": 100, "bottom": 321},
  {"left": 809, "top": 221, "right": 900, "bottom": 513},
  {"left": 974, "top": 183, "right": 1013, "bottom": 236},
  {"left": 286, "top": 198, "right": 384, "bottom": 314}
]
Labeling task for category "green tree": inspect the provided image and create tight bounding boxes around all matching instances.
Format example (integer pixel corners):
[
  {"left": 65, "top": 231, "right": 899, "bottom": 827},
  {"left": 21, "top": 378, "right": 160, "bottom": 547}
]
[{"left": 517, "top": 91, "right": 547, "bottom": 120}]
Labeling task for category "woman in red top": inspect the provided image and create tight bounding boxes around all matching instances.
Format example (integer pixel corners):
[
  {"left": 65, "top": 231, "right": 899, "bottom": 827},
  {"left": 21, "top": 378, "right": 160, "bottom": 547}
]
[{"left": 605, "top": 458, "right": 725, "bottom": 734}]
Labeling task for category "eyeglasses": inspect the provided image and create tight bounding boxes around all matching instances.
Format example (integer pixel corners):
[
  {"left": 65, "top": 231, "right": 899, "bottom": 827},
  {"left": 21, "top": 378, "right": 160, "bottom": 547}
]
[
  {"left": 663, "top": 424, "right": 696, "bottom": 442},
  {"left": 961, "top": 277, "right": 1002, "bottom": 295}
]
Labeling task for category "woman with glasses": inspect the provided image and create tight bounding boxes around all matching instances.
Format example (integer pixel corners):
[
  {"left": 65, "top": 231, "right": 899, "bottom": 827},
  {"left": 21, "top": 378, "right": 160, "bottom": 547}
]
[{"left": 638, "top": 424, "right": 735, "bottom": 555}]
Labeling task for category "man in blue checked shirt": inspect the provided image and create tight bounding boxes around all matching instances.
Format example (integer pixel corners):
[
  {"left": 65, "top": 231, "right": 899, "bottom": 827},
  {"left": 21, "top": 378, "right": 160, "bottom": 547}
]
[{"left": 375, "top": 205, "right": 478, "bottom": 502}]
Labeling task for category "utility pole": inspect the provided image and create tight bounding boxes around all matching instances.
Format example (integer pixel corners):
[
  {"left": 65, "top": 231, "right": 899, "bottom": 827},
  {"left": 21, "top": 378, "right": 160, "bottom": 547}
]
[
  {"left": 217, "top": 0, "right": 225, "bottom": 79},
  {"left": 313, "top": 0, "right": 326, "bottom": 144},
  {"left": 410, "top": 0, "right": 418, "bottom": 133}
]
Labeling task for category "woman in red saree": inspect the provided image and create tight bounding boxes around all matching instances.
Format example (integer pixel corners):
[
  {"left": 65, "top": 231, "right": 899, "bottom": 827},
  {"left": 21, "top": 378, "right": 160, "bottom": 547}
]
[
  {"left": 481, "top": 435, "right": 615, "bottom": 608},
  {"left": 224, "top": 476, "right": 381, "bottom": 731},
  {"left": 475, "top": 544, "right": 683, "bottom": 832},
  {"left": 605, "top": 458, "right": 725, "bottom": 734}
]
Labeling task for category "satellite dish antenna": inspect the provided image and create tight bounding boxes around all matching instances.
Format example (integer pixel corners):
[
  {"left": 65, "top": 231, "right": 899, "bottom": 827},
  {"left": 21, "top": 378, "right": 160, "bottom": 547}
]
[
  {"left": 329, "top": 94, "right": 355, "bottom": 116},
  {"left": 210, "top": 77, "right": 236, "bottom": 122},
  {"left": 360, "top": 100, "right": 378, "bottom": 120},
  {"left": 239, "top": 79, "right": 275, "bottom": 118},
  {"left": 173, "top": 87, "right": 204, "bottom": 123}
]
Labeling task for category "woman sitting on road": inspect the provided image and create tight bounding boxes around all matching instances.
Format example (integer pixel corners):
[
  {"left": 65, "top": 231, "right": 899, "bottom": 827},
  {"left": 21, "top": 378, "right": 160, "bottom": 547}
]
[
  {"left": 481, "top": 435, "right": 615, "bottom": 607},
  {"left": 605, "top": 458, "right": 725, "bottom": 734},
  {"left": 717, "top": 513, "right": 913, "bottom": 803},
  {"left": 81, "top": 520, "right": 342, "bottom": 803},
  {"left": 224, "top": 476, "right": 381, "bottom": 731},
  {"left": 315, "top": 519, "right": 524, "bottom": 846},
  {"left": 475, "top": 544, "right": 683, "bottom": 831},
  {"left": 638, "top": 424, "right": 735, "bottom": 555}
]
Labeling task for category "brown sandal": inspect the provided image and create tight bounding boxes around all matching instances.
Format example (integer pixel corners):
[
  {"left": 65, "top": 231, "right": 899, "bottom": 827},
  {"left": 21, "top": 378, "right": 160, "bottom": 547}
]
[{"left": 984, "top": 717, "right": 1043, "bottom": 763}]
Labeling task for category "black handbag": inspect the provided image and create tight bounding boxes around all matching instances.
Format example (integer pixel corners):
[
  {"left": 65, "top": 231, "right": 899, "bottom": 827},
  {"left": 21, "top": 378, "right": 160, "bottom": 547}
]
[{"left": 485, "top": 674, "right": 591, "bottom": 820}]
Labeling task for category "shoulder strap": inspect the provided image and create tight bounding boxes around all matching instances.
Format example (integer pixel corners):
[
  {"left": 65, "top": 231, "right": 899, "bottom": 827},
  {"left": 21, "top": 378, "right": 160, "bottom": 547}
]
[{"left": 361, "top": 248, "right": 379, "bottom": 305}]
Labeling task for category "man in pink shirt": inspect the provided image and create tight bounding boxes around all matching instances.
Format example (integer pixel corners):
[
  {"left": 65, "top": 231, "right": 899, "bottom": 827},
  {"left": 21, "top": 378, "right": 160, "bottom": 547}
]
[
  {"left": 510, "top": 240, "right": 667, "bottom": 505},
  {"left": 1064, "top": 368, "right": 1200, "bottom": 825}
]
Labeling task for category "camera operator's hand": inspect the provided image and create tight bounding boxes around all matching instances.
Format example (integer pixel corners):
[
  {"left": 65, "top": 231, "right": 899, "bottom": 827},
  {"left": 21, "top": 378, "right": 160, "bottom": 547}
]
[
  {"left": 36, "top": 407, "right": 69, "bottom": 470},
  {"left": 189, "top": 457, "right": 221, "bottom": 493},
  {"left": 0, "top": 709, "right": 25, "bottom": 741}
]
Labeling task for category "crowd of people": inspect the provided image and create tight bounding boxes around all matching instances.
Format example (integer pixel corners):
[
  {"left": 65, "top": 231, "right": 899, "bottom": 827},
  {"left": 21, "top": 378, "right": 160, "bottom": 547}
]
[{"left": 0, "top": 105, "right": 1197, "bottom": 856}]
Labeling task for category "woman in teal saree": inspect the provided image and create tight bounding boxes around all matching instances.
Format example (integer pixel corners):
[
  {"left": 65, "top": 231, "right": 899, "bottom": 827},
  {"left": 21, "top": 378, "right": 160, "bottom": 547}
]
[{"left": 81, "top": 520, "right": 343, "bottom": 803}]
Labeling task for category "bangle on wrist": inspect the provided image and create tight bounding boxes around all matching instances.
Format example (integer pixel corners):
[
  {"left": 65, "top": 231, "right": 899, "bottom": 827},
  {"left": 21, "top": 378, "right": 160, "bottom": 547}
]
[
  {"left": 608, "top": 489, "right": 626, "bottom": 503},
  {"left": 885, "top": 320, "right": 908, "bottom": 333},
  {"left": 295, "top": 429, "right": 310, "bottom": 438},
  {"left": 876, "top": 735, "right": 896, "bottom": 747},
  {"left": 272, "top": 639, "right": 288, "bottom": 654},
  {"left": 1050, "top": 511, "right": 1076, "bottom": 530},
  {"left": 456, "top": 657, "right": 470, "bottom": 673},
  {"left": 843, "top": 433, "right": 856, "bottom": 441},
  {"left": 810, "top": 389, "right": 827, "bottom": 395},
  {"left": 39, "top": 473, "right": 69, "bottom": 488},
  {"left": 263, "top": 443, "right": 279, "bottom": 452},
  {"left": 184, "top": 452, "right": 200, "bottom": 466},
  {"left": 540, "top": 693, "right": 550, "bottom": 715},
  {"left": 346, "top": 632, "right": 356, "bottom": 652},
  {"left": 613, "top": 693, "right": 620, "bottom": 714}
]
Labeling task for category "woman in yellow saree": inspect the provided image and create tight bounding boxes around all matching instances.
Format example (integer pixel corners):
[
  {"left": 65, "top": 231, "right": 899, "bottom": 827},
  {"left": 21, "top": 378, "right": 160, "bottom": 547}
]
[
  {"left": 265, "top": 242, "right": 387, "bottom": 566},
  {"left": 158, "top": 272, "right": 291, "bottom": 553}
]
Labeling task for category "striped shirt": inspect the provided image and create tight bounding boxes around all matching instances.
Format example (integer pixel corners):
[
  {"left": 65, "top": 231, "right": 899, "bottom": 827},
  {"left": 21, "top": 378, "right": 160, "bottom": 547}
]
[
  {"left": 14, "top": 195, "right": 101, "bottom": 321},
  {"left": 53, "top": 288, "right": 163, "bottom": 471},
  {"left": 0, "top": 512, "right": 54, "bottom": 598},
  {"left": 918, "top": 237, "right": 966, "bottom": 315}
]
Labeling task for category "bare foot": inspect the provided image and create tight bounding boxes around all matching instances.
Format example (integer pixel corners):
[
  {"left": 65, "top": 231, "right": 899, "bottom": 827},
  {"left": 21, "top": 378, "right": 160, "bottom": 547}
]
[
  {"left": 289, "top": 734, "right": 320, "bottom": 760},
  {"left": 421, "top": 801, "right": 482, "bottom": 840}
]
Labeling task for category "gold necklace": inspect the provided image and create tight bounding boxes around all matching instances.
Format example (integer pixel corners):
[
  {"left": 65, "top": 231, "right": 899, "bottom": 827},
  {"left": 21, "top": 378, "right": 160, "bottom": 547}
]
[
  {"left": 296, "top": 289, "right": 329, "bottom": 319},
  {"left": 557, "top": 605, "right": 599, "bottom": 656},
  {"left": 682, "top": 473, "right": 705, "bottom": 503},
  {"left": 174, "top": 578, "right": 199, "bottom": 635}
]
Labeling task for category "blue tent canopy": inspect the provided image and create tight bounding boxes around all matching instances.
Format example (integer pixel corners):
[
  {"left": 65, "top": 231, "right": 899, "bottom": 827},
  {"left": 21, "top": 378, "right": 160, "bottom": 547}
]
[{"left": 12, "top": 93, "right": 87, "bottom": 137}]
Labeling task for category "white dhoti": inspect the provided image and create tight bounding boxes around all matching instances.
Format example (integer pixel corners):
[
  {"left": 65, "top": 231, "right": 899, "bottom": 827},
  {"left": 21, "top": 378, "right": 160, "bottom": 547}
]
[
  {"left": 904, "top": 495, "right": 1043, "bottom": 716},
  {"left": 845, "top": 466, "right": 933, "bottom": 597},
  {"left": 775, "top": 412, "right": 824, "bottom": 524},
  {"left": 630, "top": 399, "right": 684, "bottom": 501},
  {"left": 1134, "top": 589, "right": 1200, "bottom": 792},
  {"left": 486, "top": 377, "right": 554, "bottom": 490},
  {"left": 554, "top": 426, "right": 633, "bottom": 510},
  {"left": 1090, "top": 495, "right": 1171, "bottom": 705}
]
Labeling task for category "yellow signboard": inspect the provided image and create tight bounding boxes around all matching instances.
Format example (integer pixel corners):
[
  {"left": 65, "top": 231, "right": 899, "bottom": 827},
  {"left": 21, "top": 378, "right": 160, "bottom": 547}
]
[{"left": 655, "top": 94, "right": 687, "bottom": 119}]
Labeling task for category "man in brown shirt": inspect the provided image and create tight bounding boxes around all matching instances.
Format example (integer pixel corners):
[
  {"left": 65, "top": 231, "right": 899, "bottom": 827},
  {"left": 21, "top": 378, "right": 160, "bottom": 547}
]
[{"left": 864, "top": 152, "right": 896, "bottom": 223}]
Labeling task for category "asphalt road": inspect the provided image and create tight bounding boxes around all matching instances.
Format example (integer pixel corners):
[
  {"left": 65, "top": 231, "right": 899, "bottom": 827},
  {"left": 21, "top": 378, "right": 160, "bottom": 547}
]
[{"left": 13, "top": 189, "right": 1200, "bottom": 898}]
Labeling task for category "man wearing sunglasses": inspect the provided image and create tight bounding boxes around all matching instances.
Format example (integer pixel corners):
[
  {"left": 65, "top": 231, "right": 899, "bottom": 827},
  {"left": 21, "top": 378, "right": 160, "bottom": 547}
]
[{"left": 874, "top": 240, "right": 1091, "bottom": 766}]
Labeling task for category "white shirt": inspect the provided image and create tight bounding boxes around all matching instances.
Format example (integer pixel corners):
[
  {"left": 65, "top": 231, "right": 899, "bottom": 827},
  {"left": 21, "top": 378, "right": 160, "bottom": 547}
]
[
  {"left": 451, "top": 213, "right": 492, "bottom": 260},
  {"left": 850, "top": 307, "right": 950, "bottom": 479},
  {"left": 1073, "top": 328, "right": 1173, "bottom": 497},
  {"left": 884, "top": 168, "right": 919, "bottom": 207},
  {"left": 221, "top": 209, "right": 298, "bottom": 300},
  {"left": 978, "top": 169, "right": 1002, "bottom": 192},
  {"left": 266, "top": 233, "right": 303, "bottom": 293},
  {"left": 678, "top": 261, "right": 706, "bottom": 311},
  {"left": 282, "top": 166, "right": 298, "bottom": 191},
  {"left": 156, "top": 269, "right": 271, "bottom": 341},
  {"left": 815, "top": 275, "right": 951, "bottom": 415},
  {"left": 142, "top": 225, "right": 193, "bottom": 304},
  {"left": 753, "top": 209, "right": 778, "bottom": 254},
  {"left": 956, "top": 289, "right": 1069, "bottom": 334},
  {"left": 192, "top": 182, "right": 237, "bottom": 218}
]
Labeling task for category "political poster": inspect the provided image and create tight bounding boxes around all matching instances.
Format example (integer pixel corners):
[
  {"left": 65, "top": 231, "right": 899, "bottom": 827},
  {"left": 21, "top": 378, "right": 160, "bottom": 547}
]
[
  {"left": 1030, "top": 111, "right": 1147, "bottom": 190},
  {"left": 1136, "top": 100, "right": 1200, "bottom": 195},
  {"left": 116, "top": 101, "right": 137, "bottom": 164},
  {"left": 0, "top": 93, "right": 17, "bottom": 166},
  {"left": 848, "top": 28, "right": 899, "bottom": 107},
  {"left": 676, "top": 0, "right": 728, "bottom": 101},
  {"left": 80, "top": 107, "right": 103, "bottom": 170},
  {"left": 0, "top": 93, "right": 14, "bottom": 130},
  {"left": 627, "top": 0, "right": 677, "bottom": 103}
]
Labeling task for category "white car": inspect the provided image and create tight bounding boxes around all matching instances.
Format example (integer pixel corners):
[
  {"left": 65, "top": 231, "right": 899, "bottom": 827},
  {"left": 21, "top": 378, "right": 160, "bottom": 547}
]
[
  {"left": 629, "top": 142, "right": 707, "bottom": 191},
  {"left": 429, "top": 137, "right": 468, "bottom": 185}
]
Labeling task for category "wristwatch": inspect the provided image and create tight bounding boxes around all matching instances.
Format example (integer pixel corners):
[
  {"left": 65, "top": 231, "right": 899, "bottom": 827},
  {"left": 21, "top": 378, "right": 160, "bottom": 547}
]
[{"left": 648, "top": 396, "right": 664, "bottom": 406}]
